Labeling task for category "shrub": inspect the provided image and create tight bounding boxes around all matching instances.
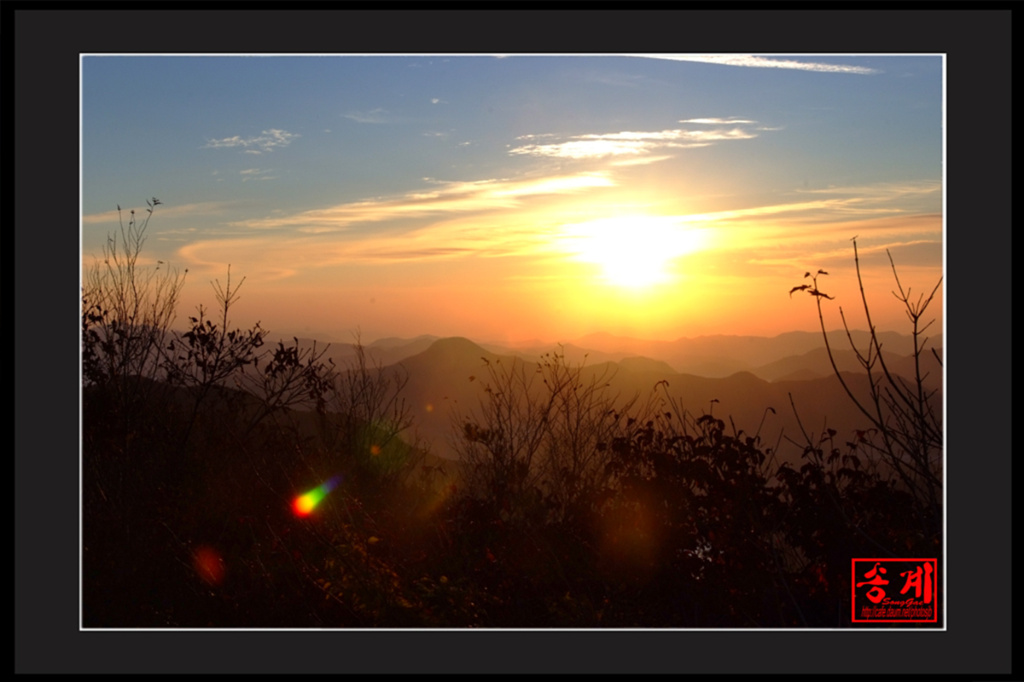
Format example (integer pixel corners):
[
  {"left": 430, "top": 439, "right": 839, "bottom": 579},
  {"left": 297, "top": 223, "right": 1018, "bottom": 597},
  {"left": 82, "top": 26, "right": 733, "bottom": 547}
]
[{"left": 791, "top": 239, "right": 943, "bottom": 546}]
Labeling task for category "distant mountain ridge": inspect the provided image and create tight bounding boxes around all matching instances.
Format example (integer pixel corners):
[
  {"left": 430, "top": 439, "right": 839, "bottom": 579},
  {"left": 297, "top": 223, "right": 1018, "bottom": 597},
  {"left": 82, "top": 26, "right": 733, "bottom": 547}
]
[
  {"left": 568, "top": 329, "right": 941, "bottom": 377},
  {"left": 248, "top": 330, "right": 943, "bottom": 463},
  {"left": 372, "top": 334, "right": 941, "bottom": 463},
  {"left": 284, "top": 329, "right": 942, "bottom": 381}
]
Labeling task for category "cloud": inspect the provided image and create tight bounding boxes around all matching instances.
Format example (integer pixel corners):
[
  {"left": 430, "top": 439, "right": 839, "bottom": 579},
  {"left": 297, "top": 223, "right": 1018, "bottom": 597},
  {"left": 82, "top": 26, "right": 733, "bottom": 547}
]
[
  {"left": 633, "top": 54, "right": 881, "bottom": 75},
  {"left": 678, "top": 182, "right": 942, "bottom": 272},
  {"left": 240, "top": 168, "right": 277, "bottom": 182},
  {"left": 177, "top": 215, "right": 562, "bottom": 274},
  {"left": 370, "top": 221, "right": 563, "bottom": 262},
  {"left": 681, "top": 189, "right": 937, "bottom": 227},
  {"left": 679, "top": 117, "right": 757, "bottom": 125},
  {"left": 866, "top": 239, "right": 943, "bottom": 268},
  {"left": 508, "top": 125, "right": 759, "bottom": 159},
  {"left": 359, "top": 246, "right": 475, "bottom": 260},
  {"left": 82, "top": 201, "right": 234, "bottom": 224},
  {"left": 610, "top": 154, "right": 675, "bottom": 167},
  {"left": 343, "top": 108, "right": 389, "bottom": 124},
  {"left": 201, "top": 129, "right": 299, "bottom": 154},
  {"left": 171, "top": 175, "right": 940, "bottom": 288},
  {"left": 229, "top": 171, "right": 615, "bottom": 233},
  {"left": 796, "top": 181, "right": 941, "bottom": 199},
  {"left": 748, "top": 231, "right": 942, "bottom": 274},
  {"left": 513, "top": 133, "right": 558, "bottom": 141},
  {"left": 174, "top": 171, "right": 622, "bottom": 275},
  {"left": 645, "top": 181, "right": 941, "bottom": 269}
]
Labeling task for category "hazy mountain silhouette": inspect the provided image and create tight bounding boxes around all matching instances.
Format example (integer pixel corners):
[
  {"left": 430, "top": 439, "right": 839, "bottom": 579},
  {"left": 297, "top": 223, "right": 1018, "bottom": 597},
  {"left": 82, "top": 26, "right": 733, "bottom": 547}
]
[
  {"left": 388, "top": 337, "right": 509, "bottom": 456},
  {"left": 378, "top": 334, "right": 941, "bottom": 464},
  {"left": 617, "top": 356, "right": 678, "bottom": 376},
  {"left": 572, "top": 329, "right": 942, "bottom": 377},
  {"left": 751, "top": 345, "right": 943, "bottom": 388},
  {"left": 285, "top": 334, "right": 442, "bottom": 372},
  {"left": 480, "top": 340, "right": 623, "bottom": 368},
  {"left": 270, "top": 329, "right": 942, "bottom": 463}
]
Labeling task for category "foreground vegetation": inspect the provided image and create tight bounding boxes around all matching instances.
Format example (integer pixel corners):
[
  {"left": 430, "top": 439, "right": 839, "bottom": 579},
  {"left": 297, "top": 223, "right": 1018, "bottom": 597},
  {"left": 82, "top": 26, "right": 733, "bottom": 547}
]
[{"left": 82, "top": 201, "right": 942, "bottom": 627}]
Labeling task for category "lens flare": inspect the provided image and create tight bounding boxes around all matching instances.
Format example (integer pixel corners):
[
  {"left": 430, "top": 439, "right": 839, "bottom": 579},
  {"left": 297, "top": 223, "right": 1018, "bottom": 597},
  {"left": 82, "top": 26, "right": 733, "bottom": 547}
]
[
  {"left": 292, "top": 475, "right": 342, "bottom": 517},
  {"left": 193, "top": 545, "right": 225, "bottom": 586}
]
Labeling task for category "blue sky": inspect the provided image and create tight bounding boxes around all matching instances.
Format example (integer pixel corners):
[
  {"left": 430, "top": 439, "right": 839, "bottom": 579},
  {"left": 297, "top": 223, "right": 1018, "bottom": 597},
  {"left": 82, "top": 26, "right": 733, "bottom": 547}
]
[{"left": 81, "top": 54, "right": 943, "bottom": 344}]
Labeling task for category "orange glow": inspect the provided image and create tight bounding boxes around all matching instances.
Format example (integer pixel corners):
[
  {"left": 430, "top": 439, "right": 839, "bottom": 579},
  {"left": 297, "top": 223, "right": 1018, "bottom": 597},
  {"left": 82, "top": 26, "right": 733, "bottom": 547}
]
[
  {"left": 597, "top": 494, "right": 662, "bottom": 582},
  {"left": 193, "top": 545, "right": 225, "bottom": 586},
  {"left": 163, "top": 209, "right": 939, "bottom": 344}
]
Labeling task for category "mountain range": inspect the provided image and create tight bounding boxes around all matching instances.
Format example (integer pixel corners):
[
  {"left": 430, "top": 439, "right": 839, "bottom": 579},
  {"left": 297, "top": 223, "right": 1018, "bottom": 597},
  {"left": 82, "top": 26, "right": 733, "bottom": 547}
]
[{"left": 293, "top": 330, "right": 942, "bottom": 464}]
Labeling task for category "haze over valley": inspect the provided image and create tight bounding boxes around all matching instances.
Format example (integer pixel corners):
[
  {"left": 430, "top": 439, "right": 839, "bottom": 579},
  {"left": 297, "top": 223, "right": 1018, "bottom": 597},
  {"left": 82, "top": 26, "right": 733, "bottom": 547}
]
[{"left": 286, "top": 329, "right": 943, "bottom": 463}]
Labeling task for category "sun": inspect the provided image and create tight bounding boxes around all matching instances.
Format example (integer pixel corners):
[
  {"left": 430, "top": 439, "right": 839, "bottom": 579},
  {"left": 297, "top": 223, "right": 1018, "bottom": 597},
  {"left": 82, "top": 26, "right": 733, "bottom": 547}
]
[{"left": 560, "top": 215, "right": 706, "bottom": 288}]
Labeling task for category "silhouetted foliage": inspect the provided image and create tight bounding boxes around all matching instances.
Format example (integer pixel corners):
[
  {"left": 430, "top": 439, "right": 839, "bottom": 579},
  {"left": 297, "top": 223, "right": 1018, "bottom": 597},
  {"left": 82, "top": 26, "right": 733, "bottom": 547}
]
[{"left": 791, "top": 239, "right": 942, "bottom": 550}]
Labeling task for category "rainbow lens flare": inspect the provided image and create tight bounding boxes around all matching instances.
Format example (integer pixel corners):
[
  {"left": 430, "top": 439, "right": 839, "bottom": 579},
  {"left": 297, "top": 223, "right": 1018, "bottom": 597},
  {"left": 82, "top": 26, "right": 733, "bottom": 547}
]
[{"left": 292, "top": 475, "right": 342, "bottom": 517}]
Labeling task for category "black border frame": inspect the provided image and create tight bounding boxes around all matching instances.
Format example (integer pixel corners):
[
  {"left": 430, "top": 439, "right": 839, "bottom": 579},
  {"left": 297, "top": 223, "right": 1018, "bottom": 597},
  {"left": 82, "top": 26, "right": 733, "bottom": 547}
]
[{"left": 12, "top": 5, "right": 1013, "bottom": 676}]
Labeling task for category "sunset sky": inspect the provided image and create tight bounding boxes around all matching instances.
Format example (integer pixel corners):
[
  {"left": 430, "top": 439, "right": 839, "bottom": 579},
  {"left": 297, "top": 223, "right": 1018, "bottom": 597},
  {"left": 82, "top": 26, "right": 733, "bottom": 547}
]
[{"left": 81, "top": 54, "right": 944, "bottom": 346}]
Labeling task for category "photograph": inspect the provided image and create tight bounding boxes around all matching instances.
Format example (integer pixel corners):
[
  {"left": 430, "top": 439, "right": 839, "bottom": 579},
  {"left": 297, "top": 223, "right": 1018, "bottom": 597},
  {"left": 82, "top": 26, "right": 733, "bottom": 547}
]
[{"left": 79, "top": 52, "right": 947, "bottom": 631}]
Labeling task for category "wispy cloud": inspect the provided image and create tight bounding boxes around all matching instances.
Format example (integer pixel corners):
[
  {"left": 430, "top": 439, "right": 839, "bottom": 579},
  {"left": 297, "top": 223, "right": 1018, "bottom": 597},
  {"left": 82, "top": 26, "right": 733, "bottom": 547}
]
[
  {"left": 173, "top": 178, "right": 940, "bottom": 284},
  {"left": 174, "top": 172, "right": 622, "bottom": 274},
  {"left": 747, "top": 231, "right": 942, "bottom": 274},
  {"left": 610, "top": 154, "right": 674, "bottom": 168},
  {"left": 865, "top": 239, "right": 942, "bottom": 268},
  {"left": 240, "top": 168, "right": 277, "bottom": 181},
  {"left": 676, "top": 182, "right": 942, "bottom": 270},
  {"left": 680, "top": 117, "right": 757, "bottom": 125},
  {"left": 201, "top": 129, "right": 299, "bottom": 154},
  {"left": 508, "top": 123, "right": 760, "bottom": 159},
  {"left": 229, "top": 171, "right": 615, "bottom": 233},
  {"left": 795, "top": 180, "right": 941, "bottom": 199},
  {"left": 82, "top": 201, "right": 234, "bottom": 224},
  {"left": 344, "top": 219, "right": 560, "bottom": 263},
  {"left": 634, "top": 54, "right": 881, "bottom": 75},
  {"left": 177, "top": 212, "right": 567, "bottom": 275},
  {"left": 343, "top": 108, "right": 389, "bottom": 124},
  {"left": 681, "top": 182, "right": 940, "bottom": 228}
]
